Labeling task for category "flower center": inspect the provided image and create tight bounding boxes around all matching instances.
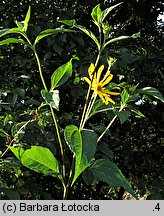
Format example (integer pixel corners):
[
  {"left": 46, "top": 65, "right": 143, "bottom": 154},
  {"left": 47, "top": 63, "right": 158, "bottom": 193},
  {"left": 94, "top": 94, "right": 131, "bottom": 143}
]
[{"left": 97, "top": 84, "right": 103, "bottom": 92}]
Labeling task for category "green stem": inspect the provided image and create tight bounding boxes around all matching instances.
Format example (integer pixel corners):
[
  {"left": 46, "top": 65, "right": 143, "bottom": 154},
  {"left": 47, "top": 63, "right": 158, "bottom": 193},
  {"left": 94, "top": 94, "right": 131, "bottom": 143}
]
[
  {"left": 97, "top": 104, "right": 125, "bottom": 143},
  {"left": 32, "top": 47, "right": 66, "bottom": 179},
  {"left": 63, "top": 154, "right": 75, "bottom": 200},
  {"left": 79, "top": 51, "right": 101, "bottom": 131}
]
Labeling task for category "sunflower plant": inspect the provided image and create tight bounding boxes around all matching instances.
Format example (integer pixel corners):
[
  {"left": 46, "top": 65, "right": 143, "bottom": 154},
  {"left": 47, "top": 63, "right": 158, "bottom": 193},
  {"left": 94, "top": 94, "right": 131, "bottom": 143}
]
[{"left": 0, "top": 3, "right": 163, "bottom": 200}]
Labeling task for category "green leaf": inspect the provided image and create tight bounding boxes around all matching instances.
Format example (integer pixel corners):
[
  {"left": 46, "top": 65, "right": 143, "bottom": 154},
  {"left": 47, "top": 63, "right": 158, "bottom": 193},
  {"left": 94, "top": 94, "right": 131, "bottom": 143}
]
[
  {"left": 114, "top": 109, "right": 131, "bottom": 124},
  {"left": 57, "top": 19, "right": 76, "bottom": 26},
  {"left": 89, "top": 99, "right": 114, "bottom": 118},
  {"left": 34, "top": 28, "right": 75, "bottom": 45},
  {"left": 3, "top": 114, "right": 13, "bottom": 125},
  {"left": 136, "top": 87, "right": 164, "bottom": 103},
  {"left": 41, "top": 89, "right": 60, "bottom": 111},
  {"left": 64, "top": 126, "right": 98, "bottom": 185},
  {"left": 0, "top": 28, "right": 22, "bottom": 38},
  {"left": 121, "top": 89, "right": 129, "bottom": 105},
  {"left": 91, "top": 4, "right": 102, "bottom": 26},
  {"left": 23, "top": 6, "right": 31, "bottom": 32},
  {"left": 72, "top": 129, "right": 98, "bottom": 185},
  {"left": 0, "top": 38, "right": 30, "bottom": 47},
  {"left": 104, "top": 32, "right": 140, "bottom": 48},
  {"left": 64, "top": 125, "right": 82, "bottom": 154},
  {"left": 100, "top": 2, "right": 123, "bottom": 23},
  {"left": 127, "top": 106, "right": 145, "bottom": 118},
  {"left": 9, "top": 146, "right": 60, "bottom": 177},
  {"left": 15, "top": 21, "right": 24, "bottom": 30},
  {"left": 50, "top": 59, "right": 73, "bottom": 90},
  {"left": 91, "top": 159, "right": 138, "bottom": 199},
  {"left": 75, "top": 25, "right": 100, "bottom": 50}
]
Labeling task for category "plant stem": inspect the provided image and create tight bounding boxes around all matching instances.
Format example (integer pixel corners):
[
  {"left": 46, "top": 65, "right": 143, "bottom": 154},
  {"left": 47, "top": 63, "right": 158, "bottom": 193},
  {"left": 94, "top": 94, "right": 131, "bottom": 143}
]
[
  {"left": 63, "top": 154, "right": 75, "bottom": 200},
  {"left": 33, "top": 48, "right": 66, "bottom": 179},
  {"left": 79, "top": 51, "right": 101, "bottom": 131},
  {"left": 97, "top": 104, "right": 125, "bottom": 142}
]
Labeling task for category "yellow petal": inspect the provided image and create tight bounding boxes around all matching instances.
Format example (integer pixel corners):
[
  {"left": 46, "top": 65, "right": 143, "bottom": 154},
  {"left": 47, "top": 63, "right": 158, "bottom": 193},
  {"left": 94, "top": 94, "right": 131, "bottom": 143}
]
[
  {"left": 88, "top": 63, "right": 95, "bottom": 79},
  {"left": 105, "top": 90, "right": 121, "bottom": 95},
  {"left": 97, "top": 65, "right": 104, "bottom": 82},
  {"left": 101, "top": 72, "right": 113, "bottom": 87},
  {"left": 83, "top": 77, "right": 91, "bottom": 85}
]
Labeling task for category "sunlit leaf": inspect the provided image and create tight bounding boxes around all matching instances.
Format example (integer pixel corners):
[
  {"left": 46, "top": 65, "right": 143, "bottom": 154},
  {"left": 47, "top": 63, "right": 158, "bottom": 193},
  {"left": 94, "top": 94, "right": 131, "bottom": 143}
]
[
  {"left": 100, "top": 2, "right": 123, "bottom": 23},
  {"left": 0, "top": 38, "right": 30, "bottom": 47},
  {"left": 104, "top": 32, "right": 140, "bottom": 48},
  {"left": 57, "top": 19, "right": 76, "bottom": 26},
  {"left": 34, "top": 28, "right": 75, "bottom": 45},
  {"left": 23, "top": 6, "right": 31, "bottom": 32},
  {"left": 41, "top": 89, "right": 60, "bottom": 111},
  {"left": 91, "top": 4, "right": 102, "bottom": 26},
  {"left": 75, "top": 25, "right": 100, "bottom": 50},
  {"left": 50, "top": 59, "right": 73, "bottom": 90},
  {"left": 9, "top": 146, "right": 60, "bottom": 177},
  {"left": 136, "top": 87, "right": 164, "bottom": 103}
]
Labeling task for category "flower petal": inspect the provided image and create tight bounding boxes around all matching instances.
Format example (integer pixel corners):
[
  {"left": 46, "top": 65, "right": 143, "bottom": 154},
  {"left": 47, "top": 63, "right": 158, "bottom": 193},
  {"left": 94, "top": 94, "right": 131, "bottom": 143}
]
[
  {"left": 97, "top": 65, "right": 104, "bottom": 82},
  {"left": 101, "top": 72, "right": 113, "bottom": 87},
  {"left": 83, "top": 77, "right": 91, "bottom": 85},
  {"left": 88, "top": 63, "right": 95, "bottom": 79}
]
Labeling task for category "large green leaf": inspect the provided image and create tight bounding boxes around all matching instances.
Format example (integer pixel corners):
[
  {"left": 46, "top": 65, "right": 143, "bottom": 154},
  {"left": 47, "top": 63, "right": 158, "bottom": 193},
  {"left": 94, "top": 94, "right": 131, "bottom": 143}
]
[
  {"left": 23, "top": 6, "right": 31, "bottom": 32},
  {"left": 136, "top": 87, "right": 164, "bottom": 103},
  {"left": 0, "top": 38, "right": 30, "bottom": 47},
  {"left": 50, "top": 59, "right": 73, "bottom": 90},
  {"left": 9, "top": 146, "right": 60, "bottom": 177},
  {"left": 72, "top": 129, "right": 98, "bottom": 185},
  {"left": 91, "top": 4, "right": 102, "bottom": 26},
  {"left": 75, "top": 25, "right": 100, "bottom": 50},
  {"left": 41, "top": 89, "right": 60, "bottom": 111},
  {"left": 104, "top": 32, "right": 140, "bottom": 48},
  {"left": 91, "top": 159, "right": 138, "bottom": 199},
  {"left": 34, "top": 28, "right": 75, "bottom": 45},
  {"left": 64, "top": 126, "right": 98, "bottom": 185},
  {"left": 100, "top": 2, "right": 123, "bottom": 23}
]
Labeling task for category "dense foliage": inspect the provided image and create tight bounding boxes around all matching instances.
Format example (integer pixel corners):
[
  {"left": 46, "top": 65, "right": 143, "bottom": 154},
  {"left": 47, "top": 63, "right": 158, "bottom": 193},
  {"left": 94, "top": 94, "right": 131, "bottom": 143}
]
[{"left": 0, "top": 0, "right": 163, "bottom": 200}]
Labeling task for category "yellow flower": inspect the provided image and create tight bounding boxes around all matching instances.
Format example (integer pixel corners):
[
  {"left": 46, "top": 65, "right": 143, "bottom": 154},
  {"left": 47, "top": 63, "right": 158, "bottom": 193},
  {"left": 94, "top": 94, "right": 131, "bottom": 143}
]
[{"left": 83, "top": 63, "right": 120, "bottom": 105}]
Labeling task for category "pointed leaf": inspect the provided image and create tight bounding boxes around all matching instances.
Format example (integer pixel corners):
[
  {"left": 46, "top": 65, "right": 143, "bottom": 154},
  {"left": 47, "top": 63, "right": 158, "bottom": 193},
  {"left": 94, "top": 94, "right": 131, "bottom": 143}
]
[
  {"left": 91, "top": 159, "right": 138, "bottom": 199},
  {"left": 23, "top": 6, "right": 31, "bottom": 32},
  {"left": 9, "top": 146, "right": 60, "bottom": 177},
  {"left": 75, "top": 25, "right": 100, "bottom": 50},
  {"left": 50, "top": 59, "right": 73, "bottom": 90},
  {"left": 114, "top": 109, "right": 131, "bottom": 124},
  {"left": 136, "top": 87, "right": 164, "bottom": 103},
  {"left": 0, "top": 38, "right": 30, "bottom": 47},
  {"left": 0, "top": 28, "right": 22, "bottom": 38},
  {"left": 72, "top": 129, "right": 98, "bottom": 185},
  {"left": 15, "top": 21, "right": 24, "bottom": 30},
  {"left": 104, "top": 32, "right": 140, "bottom": 48},
  {"left": 41, "top": 89, "right": 60, "bottom": 111},
  {"left": 91, "top": 4, "right": 102, "bottom": 26},
  {"left": 100, "top": 2, "right": 123, "bottom": 23},
  {"left": 64, "top": 125, "right": 82, "bottom": 154},
  {"left": 57, "top": 19, "right": 76, "bottom": 26},
  {"left": 34, "top": 28, "right": 75, "bottom": 45}
]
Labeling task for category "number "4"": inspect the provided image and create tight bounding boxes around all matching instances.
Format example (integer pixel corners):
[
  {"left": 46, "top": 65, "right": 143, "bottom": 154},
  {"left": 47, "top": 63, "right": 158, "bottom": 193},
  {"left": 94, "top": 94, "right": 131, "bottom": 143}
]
[{"left": 155, "top": 203, "right": 160, "bottom": 211}]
